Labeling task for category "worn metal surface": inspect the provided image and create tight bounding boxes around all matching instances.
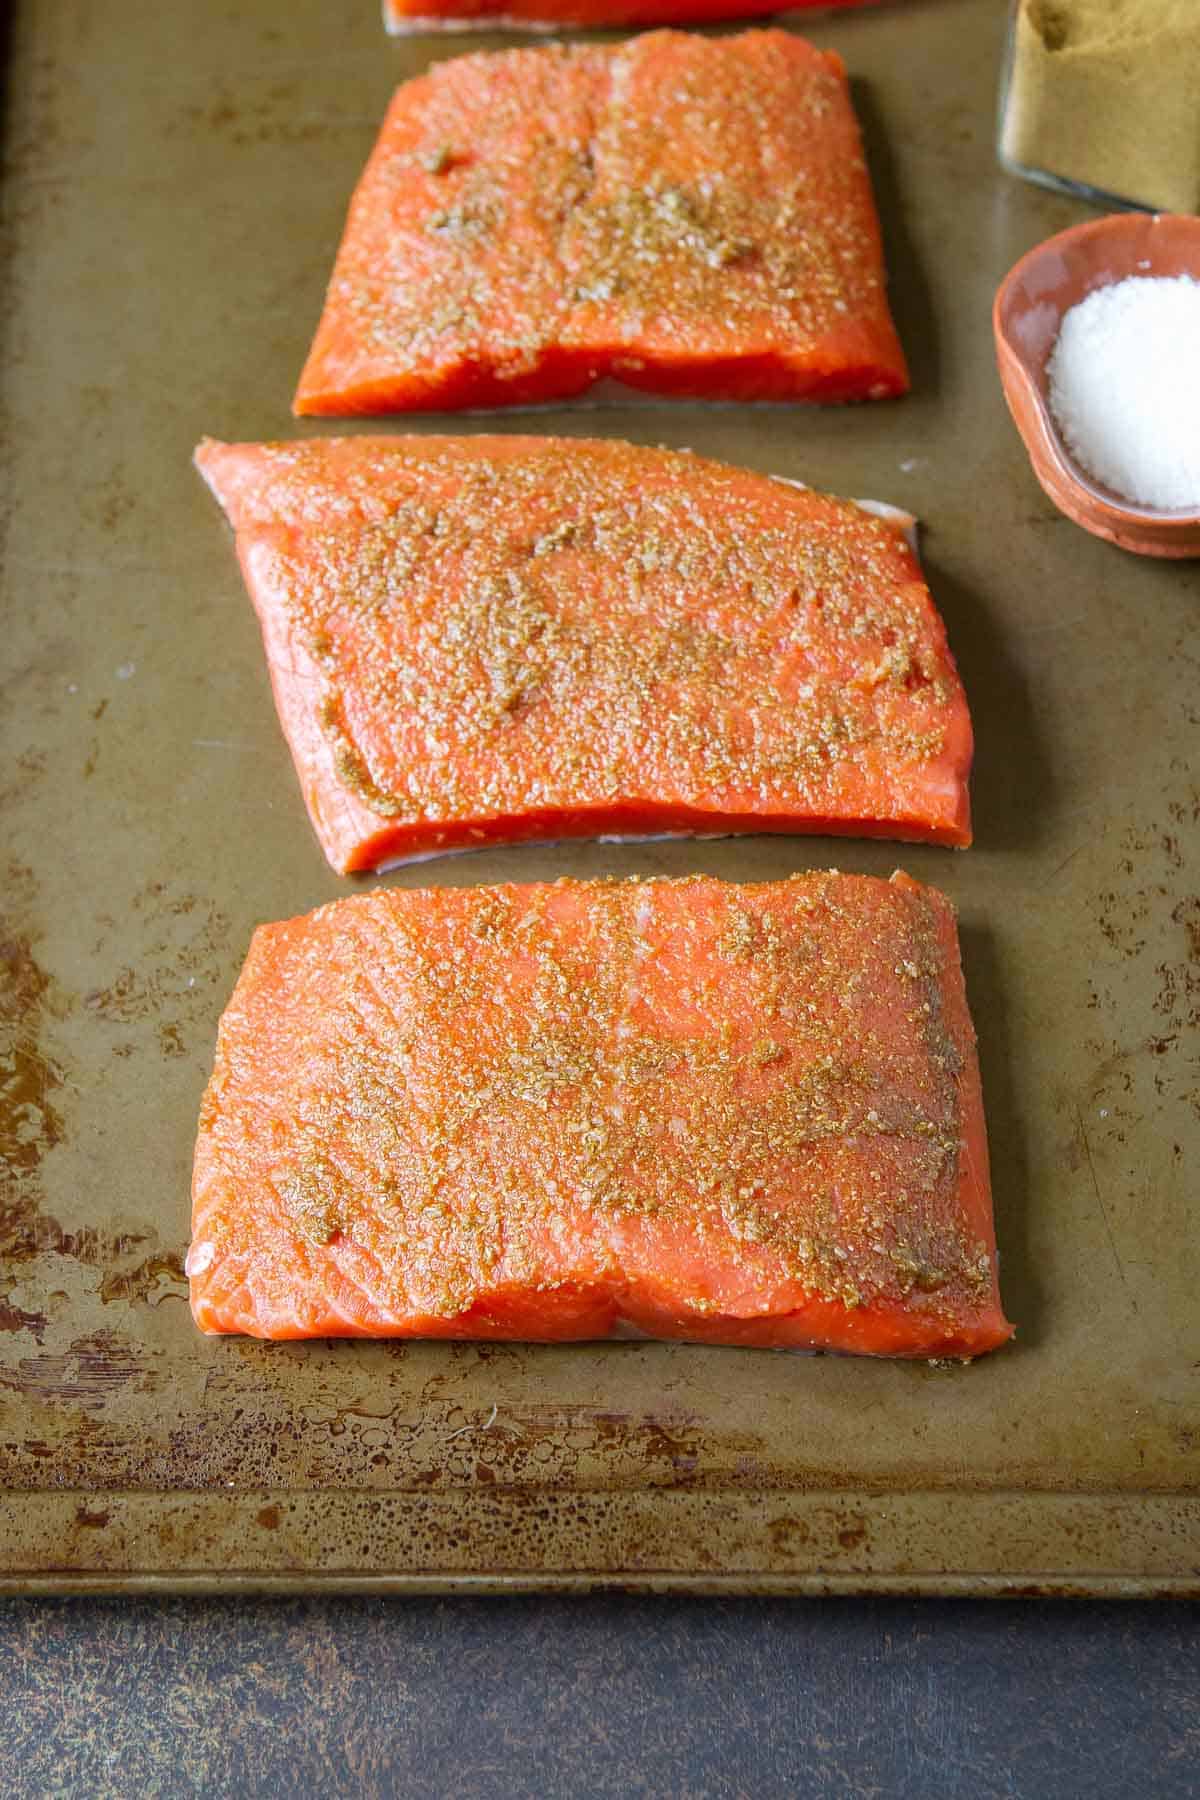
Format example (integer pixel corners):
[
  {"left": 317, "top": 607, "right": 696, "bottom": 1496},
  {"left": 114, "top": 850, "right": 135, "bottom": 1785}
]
[{"left": 1, "top": 0, "right": 1196, "bottom": 1593}]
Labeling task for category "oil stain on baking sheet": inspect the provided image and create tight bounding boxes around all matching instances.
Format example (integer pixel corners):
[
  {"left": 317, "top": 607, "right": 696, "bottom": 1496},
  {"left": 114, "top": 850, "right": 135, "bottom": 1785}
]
[
  {"left": 0, "top": 1329, "right": 153, "bottom": 1412},
  {"left": 0, "top": 885, "right": 143, "bottom": 1278},
  {"left": 83, "top": 879, "right": 231, "bottom": 1063},
  {"left": 1, "top": 864, "right": 191, "bottom": 1340},
  {"left": 0, "top": 884, "right": 66, "bottom": 1280}
]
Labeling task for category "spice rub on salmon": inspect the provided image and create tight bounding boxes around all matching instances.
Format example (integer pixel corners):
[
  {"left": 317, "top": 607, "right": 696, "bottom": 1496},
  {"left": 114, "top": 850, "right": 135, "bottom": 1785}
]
[
  {"left": 383, "top": 0, "right": 884, "bottom": 37},
  {"left": 294, "top": 31, "right": 908, "bottom": 413},
  {"left": 188, "top": 872, "right": 1012, "bottom": 1358},
  {"left": 194, "top": 435, "right": 973, "bottom": 874}
]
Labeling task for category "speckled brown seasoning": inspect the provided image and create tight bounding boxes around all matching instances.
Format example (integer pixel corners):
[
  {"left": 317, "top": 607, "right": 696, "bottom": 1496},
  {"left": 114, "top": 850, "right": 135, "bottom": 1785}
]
[
  {"left": 293, "top": 31, "right": 908, "bottom": 412},
  {"left": 195, "top": 434, "right": 971, "bottom": 872},
  {"left": 189, "top": 871, "right": 1010, "bottom": 1356}
]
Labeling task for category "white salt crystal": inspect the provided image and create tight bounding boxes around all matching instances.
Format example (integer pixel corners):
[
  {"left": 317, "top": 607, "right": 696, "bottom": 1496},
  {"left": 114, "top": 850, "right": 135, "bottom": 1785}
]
[{"left": 1046, "top": 274, "right": 1200, "bottom": 512}]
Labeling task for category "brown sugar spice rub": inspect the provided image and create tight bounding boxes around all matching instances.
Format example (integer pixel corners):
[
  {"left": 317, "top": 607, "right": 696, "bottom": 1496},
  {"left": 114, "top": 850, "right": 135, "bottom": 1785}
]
[
  {"left": 294, "top": 31, "right": 908, "bottom": 413},
  {"left": 195, "top": 434, "right": 972, "bottom": 874},
  {"left": 189, "top": 871, "right": 1012, "bottom": 1357}
]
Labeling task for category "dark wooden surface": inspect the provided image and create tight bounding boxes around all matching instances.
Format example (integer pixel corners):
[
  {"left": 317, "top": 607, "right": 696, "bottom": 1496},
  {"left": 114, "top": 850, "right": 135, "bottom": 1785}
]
[{"left": 3, "top": 1596, "right": 1197, "bottom": 1795}]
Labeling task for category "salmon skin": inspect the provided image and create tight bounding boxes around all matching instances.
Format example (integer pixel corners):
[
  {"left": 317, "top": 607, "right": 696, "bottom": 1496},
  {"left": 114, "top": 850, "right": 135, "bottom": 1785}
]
[
  {"left": 294, "top": 32, "right": 908, "bottom": 414},
  {"left": 383, "top": 1, "right": 884, "bottom": 35},
  {"left": 189, "top": 871, "right": 1012, "bottom": 1358},
  {"left": 195, "top": 435, "right": 972, "bottom": 875}
]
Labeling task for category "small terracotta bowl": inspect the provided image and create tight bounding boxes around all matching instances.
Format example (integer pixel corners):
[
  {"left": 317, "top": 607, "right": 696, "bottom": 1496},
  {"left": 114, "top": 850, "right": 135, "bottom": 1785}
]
[{"left": 993, "top": 212, "right": 1200, "bottom": 559}]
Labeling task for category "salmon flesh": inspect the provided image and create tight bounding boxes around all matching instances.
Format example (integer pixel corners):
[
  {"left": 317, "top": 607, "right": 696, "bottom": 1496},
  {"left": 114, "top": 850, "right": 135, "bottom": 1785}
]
[
  {"left": 383, "top": 1, "right": 886, "bottom": 34},
  {"left": 189, "top": 871, "right": 1012, "bottom": 1358},
  {"left": 195, "top": 434, "right": 972, "bottom": 874},
  {"left": 295, "top": 31, "right": 908, "bottom": 413}
]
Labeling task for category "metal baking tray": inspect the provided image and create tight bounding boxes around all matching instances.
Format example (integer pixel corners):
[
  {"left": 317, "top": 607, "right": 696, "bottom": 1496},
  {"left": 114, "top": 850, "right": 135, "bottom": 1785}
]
[{"left": 2, "top": 0, "right": 1196, "bottom": 1594}]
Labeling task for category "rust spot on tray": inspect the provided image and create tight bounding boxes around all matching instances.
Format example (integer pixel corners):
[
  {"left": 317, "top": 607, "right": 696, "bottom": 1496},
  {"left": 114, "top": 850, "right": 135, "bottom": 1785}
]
[
  {"left": 13, "top": 747, "right": 48, "bottom": 785},
  {"left": 1085, "top": 796, "right": 1200, "bottom": 1126},
  {"left": 0, "top": 961, "right": 180, "bottom": 1301},
  {"left": 84, "top": 968, "right": 147, "bottom": 1022},
  {"left": 426, "top": 1403, "right": 768, "bottom": 1493},
  {"left": 96, "top": 1248, "right": 187, "bottom": 1306},
  {"left": 0, "top": 861, "right": 100, "bottom": 1282},
  {"left": 0, "top": 1329, "right": 149, "bottom": 1412},
  {"left": 0, "top": 1298, "right": 49, "bottom": 1340},
  {"left": 0, "top": 1017, "right": 64, "bottom": 1178},
  {"left": 768, "top": 1515, "right": 811, "bottom": 1551},
  {"left": 82, "top": 883, "right": 231, "bottom": 1052},
  {"left": 74, "top": 1505, "right": 111, "bottom": 1529},
  {"left": 256, "top": 1505, "right": 281, "bottom": 1530},
  {"left": 4, "top": 1211, "right": 149, "bottom": 1271},
  {"left": 1153, "top": 897, "right": 1200, "bottom": 1118},
  {"left": 170, "top": 83, "right": 349, "bottom": 149},
  {"left": 1095, "top": 886, "right": 1153, "bottom": 959},
  {"left": 91, "top": 469, "right": 135, "bottom": 535},
  {"left": 1172, "top": 895, "right": 1200, "bottom": 964},
  {"left": 0, "top": 923, "right": 66, "bottom": 1248}
]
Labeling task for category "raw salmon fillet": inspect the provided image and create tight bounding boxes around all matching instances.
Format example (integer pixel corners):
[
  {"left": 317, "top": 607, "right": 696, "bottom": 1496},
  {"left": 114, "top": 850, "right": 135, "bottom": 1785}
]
[
  {"left": 383, "top": 0, "right": 883, "bottom": 35},
  {"left": 294, "top": 31, "right": 908, "bottom": 413},
  {"left": 195, "top": 435, "right": 972, "bottom": 874},
  {"left": 188, "top": 871, "right": 1012, "bottom": 1358}
]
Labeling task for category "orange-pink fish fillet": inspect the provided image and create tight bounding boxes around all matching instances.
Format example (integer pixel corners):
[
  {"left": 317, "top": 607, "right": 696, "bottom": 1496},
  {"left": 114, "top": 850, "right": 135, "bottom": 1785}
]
[
  {"left": 189, "top": 871, "right": 1012, "bottom": 1358},
  {"left": 195, "top": 434, "right": 972, "bottom": 875}
]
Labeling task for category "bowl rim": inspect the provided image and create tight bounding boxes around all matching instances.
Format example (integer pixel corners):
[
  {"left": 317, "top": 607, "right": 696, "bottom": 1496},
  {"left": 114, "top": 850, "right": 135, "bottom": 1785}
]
[{"left": 992, "top": 211, "right": 1200, "bottom": 532}]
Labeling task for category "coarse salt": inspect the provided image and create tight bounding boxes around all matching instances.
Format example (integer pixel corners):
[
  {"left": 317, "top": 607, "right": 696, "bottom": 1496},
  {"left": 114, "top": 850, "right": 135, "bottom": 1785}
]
[{"left": 1046, "top": 274, "right": 1200, "bottom": 512}]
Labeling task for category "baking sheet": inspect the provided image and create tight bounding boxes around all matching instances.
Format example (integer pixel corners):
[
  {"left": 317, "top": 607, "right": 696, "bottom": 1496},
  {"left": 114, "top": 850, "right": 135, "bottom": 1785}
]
[{"left": 1, "top": 0, "right": 1197, "bottom": 1595}]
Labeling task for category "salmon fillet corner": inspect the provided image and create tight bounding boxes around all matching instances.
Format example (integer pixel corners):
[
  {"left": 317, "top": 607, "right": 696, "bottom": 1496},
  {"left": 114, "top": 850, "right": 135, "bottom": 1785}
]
[{"left": 189, "top": 871, "right": 1013, "bottom": 1359}]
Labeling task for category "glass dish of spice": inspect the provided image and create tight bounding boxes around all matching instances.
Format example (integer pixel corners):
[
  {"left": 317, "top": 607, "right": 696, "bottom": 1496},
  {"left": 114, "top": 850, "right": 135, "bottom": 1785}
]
[
  {"left": 993, "top": 212, "right": 1200, "bottom": 558},
  {"left": 998, "top": 1, "right": 1200, "bottom": 214}
]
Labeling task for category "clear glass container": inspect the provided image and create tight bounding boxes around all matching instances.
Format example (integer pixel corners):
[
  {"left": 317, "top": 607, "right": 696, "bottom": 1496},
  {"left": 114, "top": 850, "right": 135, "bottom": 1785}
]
[{"left": 996, "top": 1, "right": 1200, "bottom": 216}]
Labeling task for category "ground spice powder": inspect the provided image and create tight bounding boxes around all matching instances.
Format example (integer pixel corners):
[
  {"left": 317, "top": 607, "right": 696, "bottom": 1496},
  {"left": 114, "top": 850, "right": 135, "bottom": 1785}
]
[{"left": 999, "top": 0, "right": 1200, "bottom": 214}]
